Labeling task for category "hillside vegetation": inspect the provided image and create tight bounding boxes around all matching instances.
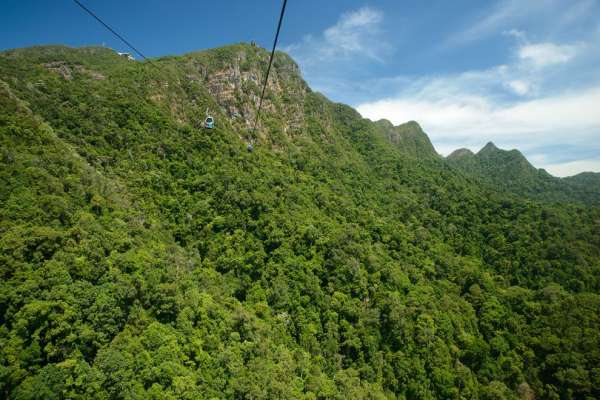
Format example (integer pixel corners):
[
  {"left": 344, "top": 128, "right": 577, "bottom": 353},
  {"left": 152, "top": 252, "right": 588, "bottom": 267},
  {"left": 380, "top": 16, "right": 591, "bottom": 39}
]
[{"left": 1, "top": 44, "right": 600, "bottom": 399}]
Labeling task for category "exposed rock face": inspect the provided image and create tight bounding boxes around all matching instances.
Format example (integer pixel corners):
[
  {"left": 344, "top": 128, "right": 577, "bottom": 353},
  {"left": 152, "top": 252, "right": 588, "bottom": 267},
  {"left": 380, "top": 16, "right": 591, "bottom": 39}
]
[
  {"left": 43, "top": 61, "right": 74, "bottom": 80},
  {"left": 205, "top": 61, "right": 262, "bottom": 125},
  {"left": 189, "top": 45, "right": 309, "bottom": 132},
  {"left": 43, "top": 61, "right": 105, "bottom": 80}
]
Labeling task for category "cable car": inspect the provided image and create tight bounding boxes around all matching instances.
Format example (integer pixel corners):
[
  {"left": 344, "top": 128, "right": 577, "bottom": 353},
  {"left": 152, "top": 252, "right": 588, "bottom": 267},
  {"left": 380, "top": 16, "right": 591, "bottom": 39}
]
[
  {"left": 247, "top": 143, "right": 254, "bottom": 152},
  {"left": 204, "top": 116, "right": 214, "bottom": 129}
]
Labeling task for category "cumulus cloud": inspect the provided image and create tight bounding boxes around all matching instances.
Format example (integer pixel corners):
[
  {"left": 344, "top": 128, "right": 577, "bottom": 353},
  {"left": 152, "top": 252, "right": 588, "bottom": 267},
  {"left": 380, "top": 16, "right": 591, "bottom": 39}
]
[
  {"left": 518, "top": 42, "right": 583, "bottom": 68},
  {"left": 322, "top": 7, "right": 384, "bottom": 62},
  {"left": 506, "top": 80, "right": 531, "bottom": 95},
  {"left": 285, "top": 7, "right": 388, "bottom": 68},
  {"left": 358, "top": 86, "right": 600, "bottom": 140}
]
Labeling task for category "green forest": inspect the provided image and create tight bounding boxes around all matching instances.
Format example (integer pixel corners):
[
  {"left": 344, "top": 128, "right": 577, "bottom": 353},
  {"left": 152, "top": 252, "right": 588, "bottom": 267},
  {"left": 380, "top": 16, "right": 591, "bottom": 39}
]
[{"left": 1, "top": 44, "right": 599, "bottom": 399}]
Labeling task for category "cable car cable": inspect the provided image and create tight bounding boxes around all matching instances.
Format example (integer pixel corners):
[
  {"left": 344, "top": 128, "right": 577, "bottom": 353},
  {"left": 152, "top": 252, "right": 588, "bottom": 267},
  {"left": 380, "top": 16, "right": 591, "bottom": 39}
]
[
  {"left": 72, "top": 0, "right": 160, "bottom": 69},
  {"left": 251, "top": 0, "right": 288, "bottom": 135}
]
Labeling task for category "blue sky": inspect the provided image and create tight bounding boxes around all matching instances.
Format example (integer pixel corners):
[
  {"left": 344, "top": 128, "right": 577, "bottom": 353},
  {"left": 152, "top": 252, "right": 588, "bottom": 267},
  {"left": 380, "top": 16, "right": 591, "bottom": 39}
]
[{"left": 2, "top": 0, "right": 599, "bottom": 176}]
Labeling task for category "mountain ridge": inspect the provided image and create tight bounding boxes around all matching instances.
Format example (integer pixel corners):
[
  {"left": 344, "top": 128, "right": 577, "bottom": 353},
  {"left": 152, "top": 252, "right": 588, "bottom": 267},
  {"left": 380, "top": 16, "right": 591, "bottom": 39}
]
[
  {"left": 446, "top": 140, "right": 600, "bottom": 204},
  {"left": 5, "top": 42, "right": 596, "bottom": 180}
]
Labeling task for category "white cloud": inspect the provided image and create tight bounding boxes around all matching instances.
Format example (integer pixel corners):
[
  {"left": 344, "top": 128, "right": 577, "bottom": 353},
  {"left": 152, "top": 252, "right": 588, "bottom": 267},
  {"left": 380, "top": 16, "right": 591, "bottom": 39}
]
[
  {"left": 285, "top": 7, "right": 388, "bottom": 68},
  {"left": 322, "top": 7, "right": 384, "bottom": 61},
  {"left": 494, "top": 88, "right": 600, "bottom": 135},
  {"left": 506, "top": 80, "right": 531, "bottom": 95},
  {"left": 518, "top": 42, "right": 582, "bottom": 68},
  {"left": 503, "top": 29, "right": 527, "bottom": 41},
  {"left": 358, "top": 84, "right": 600, "bottom": 138},
  {"left": 542, "top": 158, "right": 600, "bottom": 177}
]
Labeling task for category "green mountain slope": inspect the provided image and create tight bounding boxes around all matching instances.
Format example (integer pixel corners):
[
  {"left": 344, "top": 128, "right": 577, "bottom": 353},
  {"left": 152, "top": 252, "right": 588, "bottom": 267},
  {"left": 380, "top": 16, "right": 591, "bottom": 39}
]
[
  {"left": 373, "top": 119, "right": 438, "bottom": 158},
  {"left": 564, "top": 172, "right": 600, "bottom": 198},
  {"left": 447, "top": 142, "right": 600, "bottom": 204},
  {"left": 566, "top": 172, "right": 600, "bottom": 185},
  {"left": 1, "top": 44, "right": 600, "bottom": 399}
]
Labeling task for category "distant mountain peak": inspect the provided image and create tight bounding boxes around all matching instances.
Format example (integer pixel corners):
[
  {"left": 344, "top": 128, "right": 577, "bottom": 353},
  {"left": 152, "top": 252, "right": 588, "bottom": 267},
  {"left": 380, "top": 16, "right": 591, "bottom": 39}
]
[
  {"left": 479, "top": 141, "right": 500, "bottom": 154},
  {"left": 403, "top": 120, "right": 423, "bottom": 130},
  {"left": 375, "top": 119, "right": 394, "bottom": 129},
  {"left": 445, "top": 140, "right": 575, "bottom": 196},
  {"left": 447, "top": 148, "right": 475, "bottom": 160},
  {"left": 374, "top": 119, "right": 437, "bottom": 158},
  {"left": 476, "top": 142, "right": 530, "bottom": 165}
]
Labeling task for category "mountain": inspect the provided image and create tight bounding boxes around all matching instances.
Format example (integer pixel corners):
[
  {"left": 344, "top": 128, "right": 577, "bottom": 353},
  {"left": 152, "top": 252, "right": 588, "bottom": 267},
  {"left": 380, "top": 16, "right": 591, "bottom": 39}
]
[
  {"left": 447, "top": 148, "right": 475, "bottom": 159},
  {"left": 450, "top": 141, "right": 551, "bottom": 185},
  {"left": 373, "top": 119, "right": 438, "bottom": 158},
  {"left": 447, "top": 141, "right": 600, "bottom": 204},
  {"left": 565, "top": 171, "right": 600, "bottom": 186},
  {"left": 1, "top": 44, "right": 600, "bottom": 399}
]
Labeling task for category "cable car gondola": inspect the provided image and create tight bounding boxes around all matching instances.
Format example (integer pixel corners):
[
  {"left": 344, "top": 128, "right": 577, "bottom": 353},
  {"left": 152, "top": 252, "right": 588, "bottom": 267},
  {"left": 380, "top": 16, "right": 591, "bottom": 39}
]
[{"left": 204, "top": 116, "right": 214, "bottom": 129}]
